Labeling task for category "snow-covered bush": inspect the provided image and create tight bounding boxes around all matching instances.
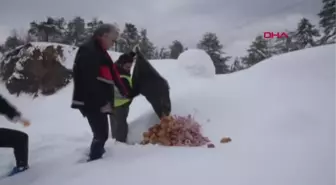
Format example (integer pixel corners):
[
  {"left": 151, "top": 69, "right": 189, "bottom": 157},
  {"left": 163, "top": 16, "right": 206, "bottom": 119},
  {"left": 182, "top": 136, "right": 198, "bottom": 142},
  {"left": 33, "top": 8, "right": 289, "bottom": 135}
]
[
  {"left": 0, "top": 43, "right": 72, "bottom": 96},
  {"left": 141, "top": 115, "right": 211, "bottom": 147}
]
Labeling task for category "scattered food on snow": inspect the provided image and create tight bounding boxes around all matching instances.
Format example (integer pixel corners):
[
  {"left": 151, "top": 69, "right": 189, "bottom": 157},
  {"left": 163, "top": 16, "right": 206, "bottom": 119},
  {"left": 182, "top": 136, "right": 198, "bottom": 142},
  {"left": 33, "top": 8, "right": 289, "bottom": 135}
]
[{"left": 220, "top": 137, "right": 232, "bottom": 144}]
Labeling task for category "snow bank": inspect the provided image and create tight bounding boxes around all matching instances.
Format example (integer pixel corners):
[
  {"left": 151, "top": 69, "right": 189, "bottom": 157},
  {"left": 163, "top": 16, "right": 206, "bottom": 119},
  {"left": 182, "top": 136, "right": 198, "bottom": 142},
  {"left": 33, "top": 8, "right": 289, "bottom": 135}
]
[
  {"left": 0, "top": 44, "right": 334, "bottom": 185},
  {"left": 178, "top": 49, "right": 216, "bottom": 78}
]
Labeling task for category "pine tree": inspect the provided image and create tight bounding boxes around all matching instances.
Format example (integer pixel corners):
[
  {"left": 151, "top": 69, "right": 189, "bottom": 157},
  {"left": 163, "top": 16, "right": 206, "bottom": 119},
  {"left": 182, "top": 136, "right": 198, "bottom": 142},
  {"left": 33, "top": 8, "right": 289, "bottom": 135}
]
[
  {"left": 28, "top": 21, "right": 40, "bottom": 41},
  {"left": 21, "top": 30, "right": 35, "bottom": 44},
  {"left": 86, "top": 18, "right": 104, "bottom": 38},
  {"left": 0, "top": 45, "right": 5, "bottom": 53},
  {"left": 28, "top": 17, "right": 64, "bottom": 42},
  {"left": 52, "top": 17, "right": 66, "bottom": 43},
  {"left": 230, "top": 57, "right": 242, "bottom": 72},
  {"left": 4, "top": 30, "right": 25, "bottom": 50},
  {"left": 159, "top": 47, "right": 170, "bottom": 59},
  {"left": 153, "top": 48, "right": 160, "bottom": 59},
  {"left": 65, "top": 16, "right": 86, "bottom": 45},
  {"left": 273, "top": 31, "right": 298, "bottom": 54},
  {"left": 318, "top": 0, "right": 336, "bottom": 44},
  {"left": 138, "top": 29, "right": 155, "bottom": 59},
  {"left": 169, "top": 40, "right": 184, "bottom": 59},
  {"left": 114, "top": 39, "right": 127, "bottom": 53},
  {"left": 197, "top": 32, "right": 231, "bottom": 74},
  {"left": 293, "top": 18, "right": 320, "bottom": 49},
  {"left": 244, "top": 35, "right": 275, "bottom": 67},
  {"left": 119, "top": 23, "right": 140, "bottom": 53}
]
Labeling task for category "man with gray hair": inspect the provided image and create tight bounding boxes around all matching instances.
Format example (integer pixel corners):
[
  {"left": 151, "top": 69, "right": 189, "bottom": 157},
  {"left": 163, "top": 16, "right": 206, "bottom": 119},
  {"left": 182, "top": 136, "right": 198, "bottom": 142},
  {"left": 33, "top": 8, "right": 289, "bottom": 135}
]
[{"left": 71, "top": 23, "right": 129, "bottom": 161}]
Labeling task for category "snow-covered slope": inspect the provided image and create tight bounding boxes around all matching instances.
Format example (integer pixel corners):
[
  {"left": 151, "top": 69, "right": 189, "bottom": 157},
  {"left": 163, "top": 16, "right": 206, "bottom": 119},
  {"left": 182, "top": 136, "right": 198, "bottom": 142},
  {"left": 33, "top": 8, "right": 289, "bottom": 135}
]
[{"left": 0, "top": 44, "right": 334, "bottom": 185}]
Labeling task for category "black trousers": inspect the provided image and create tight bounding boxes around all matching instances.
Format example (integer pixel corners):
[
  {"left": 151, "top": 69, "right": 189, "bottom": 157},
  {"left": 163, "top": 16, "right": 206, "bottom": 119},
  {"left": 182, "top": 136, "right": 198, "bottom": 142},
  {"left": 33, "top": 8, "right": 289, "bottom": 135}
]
[
  {"left": 0, "top": 128, "right": 29, "bottom": 167},
  {"left": 82, "top": 111, "right": 109, "bottom": 160},
  {"left": 110, "top": 103, "right": 130, "bottom": 143}
]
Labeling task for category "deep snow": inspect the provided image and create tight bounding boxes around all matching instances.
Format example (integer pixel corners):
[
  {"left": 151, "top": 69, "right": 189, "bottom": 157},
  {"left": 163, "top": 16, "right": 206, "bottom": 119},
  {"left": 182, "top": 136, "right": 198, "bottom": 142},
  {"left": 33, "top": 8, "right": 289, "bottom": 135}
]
[{"left": 0, "top": 44, "right": 335, "bottom": 185}]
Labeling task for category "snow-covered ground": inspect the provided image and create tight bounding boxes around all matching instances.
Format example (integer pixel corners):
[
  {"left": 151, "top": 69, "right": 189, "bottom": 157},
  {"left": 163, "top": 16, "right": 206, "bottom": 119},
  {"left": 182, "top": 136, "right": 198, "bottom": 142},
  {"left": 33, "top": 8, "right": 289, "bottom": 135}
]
[{"left": 0, "top": 44, "right": 335, "bottom": 185}]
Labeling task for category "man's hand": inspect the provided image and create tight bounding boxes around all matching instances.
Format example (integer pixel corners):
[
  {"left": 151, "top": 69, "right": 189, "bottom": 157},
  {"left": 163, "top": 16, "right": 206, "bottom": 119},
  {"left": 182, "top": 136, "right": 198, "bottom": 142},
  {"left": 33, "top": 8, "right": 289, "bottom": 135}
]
[
  {"left": 20, "top": 118, "right": 31, "bottom": 127},
  {"left": 15, "top": 117, "right": 31, "bottom": 127},
  {"left": 100, "top": 103, "right": 112, "bottom": 114}
]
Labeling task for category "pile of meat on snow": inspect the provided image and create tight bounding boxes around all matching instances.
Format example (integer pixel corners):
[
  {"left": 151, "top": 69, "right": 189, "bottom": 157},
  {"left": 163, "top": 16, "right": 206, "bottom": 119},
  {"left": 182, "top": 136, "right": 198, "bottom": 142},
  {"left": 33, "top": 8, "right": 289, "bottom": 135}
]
[{"left": 141, "top": 115, "right": 231, "bottom": 148}]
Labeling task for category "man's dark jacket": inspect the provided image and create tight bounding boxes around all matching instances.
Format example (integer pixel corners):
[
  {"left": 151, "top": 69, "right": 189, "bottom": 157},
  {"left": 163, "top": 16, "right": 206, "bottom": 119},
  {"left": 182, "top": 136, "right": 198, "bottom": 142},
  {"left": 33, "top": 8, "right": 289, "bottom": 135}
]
[{"left": 71, "top": 38, "right": 129, "bottom": 112}]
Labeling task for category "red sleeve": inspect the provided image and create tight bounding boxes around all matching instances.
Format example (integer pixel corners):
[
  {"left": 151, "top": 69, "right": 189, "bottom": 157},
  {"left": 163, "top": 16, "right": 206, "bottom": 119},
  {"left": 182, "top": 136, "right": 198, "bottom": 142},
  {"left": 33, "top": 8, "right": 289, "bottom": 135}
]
[
  {"left": 104, "top": 51, "right": 129, "bottom": 96},
  {"left": 99, "top": 66, "right": 113, "bottom": 81}
]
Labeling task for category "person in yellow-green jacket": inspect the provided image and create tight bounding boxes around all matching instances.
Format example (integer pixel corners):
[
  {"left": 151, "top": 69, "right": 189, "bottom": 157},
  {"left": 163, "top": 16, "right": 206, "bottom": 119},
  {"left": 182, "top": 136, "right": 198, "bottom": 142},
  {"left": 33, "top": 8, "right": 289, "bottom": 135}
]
[{"left": 110, "top": 51, "right": 137, "bottom": 143}]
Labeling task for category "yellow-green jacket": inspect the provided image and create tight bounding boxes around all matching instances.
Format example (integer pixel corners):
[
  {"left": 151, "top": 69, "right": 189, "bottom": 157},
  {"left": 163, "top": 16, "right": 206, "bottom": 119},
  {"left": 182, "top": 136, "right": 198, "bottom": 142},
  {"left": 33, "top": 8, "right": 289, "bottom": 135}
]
[{"left": 114, "top": 75, "right": 132, "bottom": 107}]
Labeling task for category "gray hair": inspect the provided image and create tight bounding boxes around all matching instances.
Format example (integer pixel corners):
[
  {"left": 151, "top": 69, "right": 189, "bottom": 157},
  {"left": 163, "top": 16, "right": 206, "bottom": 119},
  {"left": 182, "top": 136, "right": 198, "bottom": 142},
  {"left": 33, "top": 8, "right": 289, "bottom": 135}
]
[{"left": 93, "top": 23, "right": 119, "bottom": 37}]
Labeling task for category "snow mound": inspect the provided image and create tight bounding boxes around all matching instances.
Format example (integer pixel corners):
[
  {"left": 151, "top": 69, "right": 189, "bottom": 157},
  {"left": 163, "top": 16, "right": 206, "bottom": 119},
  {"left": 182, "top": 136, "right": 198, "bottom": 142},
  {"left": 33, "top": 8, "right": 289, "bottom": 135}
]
[
  {"left": 0, "top": 43, "right": 74, "bottom": 96},
  {"left": 0, "top": 44, "right": 335, "bottom": 185},
  {"left": 30, "top": 42, "right": 78, "bottom": 69},
  {"left": 178, "top": 49, "right": 216, "bottom": 78}
]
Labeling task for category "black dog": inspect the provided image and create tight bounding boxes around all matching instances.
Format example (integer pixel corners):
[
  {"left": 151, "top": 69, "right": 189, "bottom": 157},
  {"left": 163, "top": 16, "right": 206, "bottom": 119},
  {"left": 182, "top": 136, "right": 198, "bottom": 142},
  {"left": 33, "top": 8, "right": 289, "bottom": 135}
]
[{"left": 132, "top": 48, "right": 171, "bottom": 119}]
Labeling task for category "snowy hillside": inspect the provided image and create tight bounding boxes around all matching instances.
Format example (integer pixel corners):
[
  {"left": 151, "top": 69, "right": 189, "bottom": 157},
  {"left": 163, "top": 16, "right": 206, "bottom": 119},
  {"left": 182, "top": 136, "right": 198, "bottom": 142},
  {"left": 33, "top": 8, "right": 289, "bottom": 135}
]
[{"left": 0, "top": 44, "right": 335, "bottom": 185}]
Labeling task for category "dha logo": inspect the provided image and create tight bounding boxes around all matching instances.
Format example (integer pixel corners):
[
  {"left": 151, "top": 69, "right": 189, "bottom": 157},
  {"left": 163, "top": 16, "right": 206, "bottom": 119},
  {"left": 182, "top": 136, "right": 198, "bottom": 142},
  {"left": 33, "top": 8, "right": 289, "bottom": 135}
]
[{"left": 263, "top": 32, "right": 289, "bottom": 39}]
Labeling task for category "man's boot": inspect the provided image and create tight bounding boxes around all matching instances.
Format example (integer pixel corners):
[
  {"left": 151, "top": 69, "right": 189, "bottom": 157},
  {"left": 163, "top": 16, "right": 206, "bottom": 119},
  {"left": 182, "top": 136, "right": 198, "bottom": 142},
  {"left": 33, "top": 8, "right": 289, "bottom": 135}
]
[{"left": 88, "top": 139, "right": 106, "bottom": 161}]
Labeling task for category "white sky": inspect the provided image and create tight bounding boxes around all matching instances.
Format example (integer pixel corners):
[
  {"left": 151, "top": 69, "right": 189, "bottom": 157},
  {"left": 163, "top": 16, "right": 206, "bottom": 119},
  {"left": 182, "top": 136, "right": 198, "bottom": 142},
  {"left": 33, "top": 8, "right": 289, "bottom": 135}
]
[{"left": 0, "top": 0, "right": 321, "bottom": 57}]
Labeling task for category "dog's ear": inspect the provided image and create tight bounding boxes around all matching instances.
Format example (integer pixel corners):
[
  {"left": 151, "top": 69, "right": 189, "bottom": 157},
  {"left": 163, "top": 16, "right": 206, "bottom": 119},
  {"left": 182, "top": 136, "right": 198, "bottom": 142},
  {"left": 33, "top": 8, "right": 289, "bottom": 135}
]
[
  {"left": 135, "top": 49, "right": 145, "bottom": 61},
  {"left": 135, "top": 47, "right": 143, "bottom": 57},
  {"left": 135, "top": 45, "right": 141, "bottom": 54},
  {"left": 132, "top": 44, "right": 141, "bottom": 55}
]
